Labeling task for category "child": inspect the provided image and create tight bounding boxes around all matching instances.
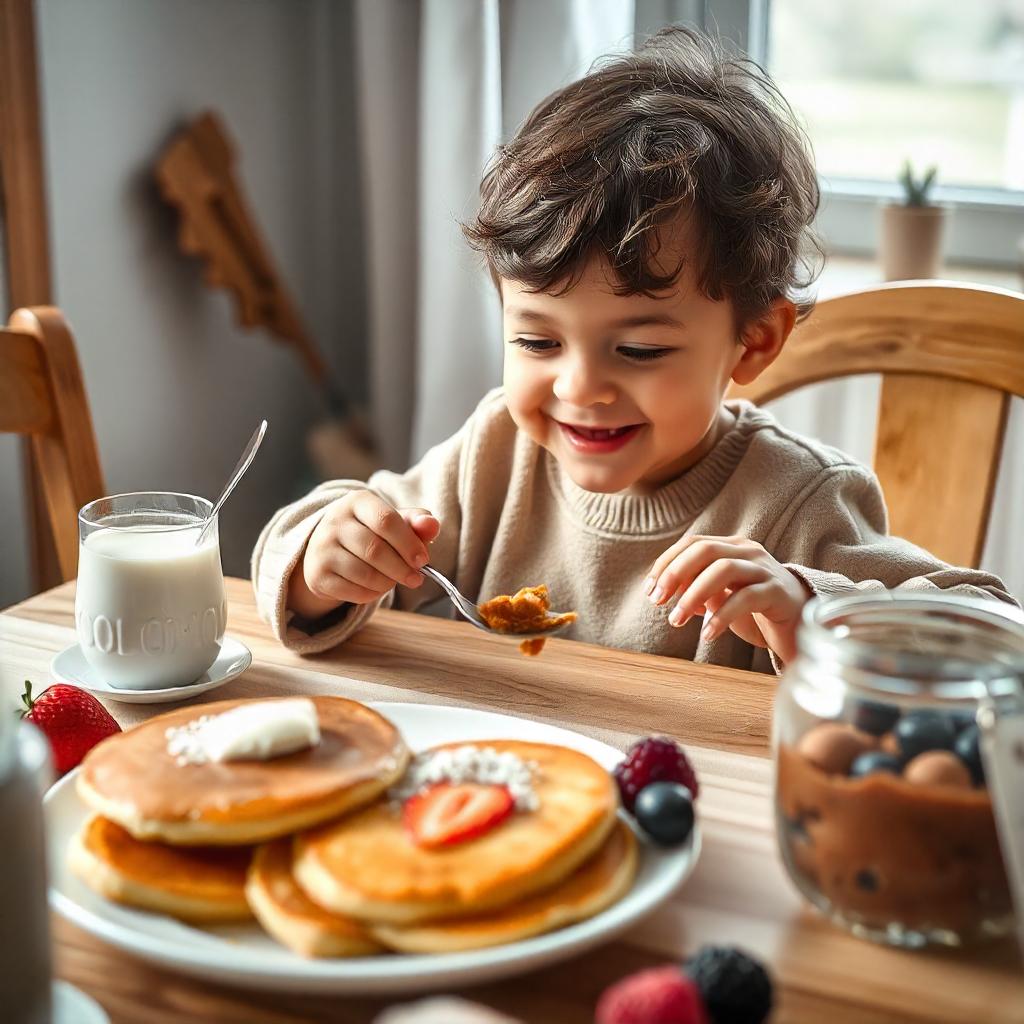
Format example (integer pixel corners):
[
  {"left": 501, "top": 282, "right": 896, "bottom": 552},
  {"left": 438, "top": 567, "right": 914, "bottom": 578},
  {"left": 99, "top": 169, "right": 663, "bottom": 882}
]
[{"left": 253, "top": 27, "right": 1014, "bottom": 673}]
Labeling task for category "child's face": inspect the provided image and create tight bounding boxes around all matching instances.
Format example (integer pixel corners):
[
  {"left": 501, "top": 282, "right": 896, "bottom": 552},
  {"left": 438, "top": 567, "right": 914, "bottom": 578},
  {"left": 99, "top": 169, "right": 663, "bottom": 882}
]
[{"left": 501, "top": 220, "right": 768, "bottom": 494}]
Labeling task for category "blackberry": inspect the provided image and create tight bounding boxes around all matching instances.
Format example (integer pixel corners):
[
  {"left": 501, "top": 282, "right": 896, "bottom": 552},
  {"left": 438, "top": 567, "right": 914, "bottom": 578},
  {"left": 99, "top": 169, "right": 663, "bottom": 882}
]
[{"left": 684, "top": 945, "right": 773, "bottom": 1024}]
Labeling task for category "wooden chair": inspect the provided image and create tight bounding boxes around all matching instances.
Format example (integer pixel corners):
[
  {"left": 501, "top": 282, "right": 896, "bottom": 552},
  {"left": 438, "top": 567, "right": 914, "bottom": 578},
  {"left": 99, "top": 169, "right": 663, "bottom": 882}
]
[
  {"left": 1, "top": 307, "right": 105, "bottom": 580},
  {"left": 728, "top": 280, "right": 1024, "bottom": 569}
]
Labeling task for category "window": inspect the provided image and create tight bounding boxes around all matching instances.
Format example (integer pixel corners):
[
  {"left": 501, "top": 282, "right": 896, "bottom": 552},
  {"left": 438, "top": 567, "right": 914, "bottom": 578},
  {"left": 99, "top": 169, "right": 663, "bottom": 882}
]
[
  {"left": 635, "top": 0, "right": 1024, "bottom": 265},
  {"left": 767, "top": 0, "right": 1024, "bottom": 193}
]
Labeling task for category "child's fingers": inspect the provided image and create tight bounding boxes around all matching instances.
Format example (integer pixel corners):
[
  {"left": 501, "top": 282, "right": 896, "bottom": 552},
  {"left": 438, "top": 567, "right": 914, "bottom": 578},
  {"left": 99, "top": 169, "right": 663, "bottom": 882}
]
[
  {"left": 350, "top": 492, "right": 431, "bottom": 570},
  {"left": 667, "top": 558, "right": 764, "bottom": 625},
  {"left": 650, "top": 539, "right": 750, "bottom": 606},
  {"left": 400, "top": 507, "right": 440, "bottom": 545},
  {"left": 700, "top": 582, "right": 775, "bottom": 644},
  {"left": 306, "top": 563, "right": 389, "bottom": 606},
  {"left": 338, "top": 518, "right": 422, "bottom": 587},
  {"left": 327, "top": 548, "right": 405, "bottom": 596}
]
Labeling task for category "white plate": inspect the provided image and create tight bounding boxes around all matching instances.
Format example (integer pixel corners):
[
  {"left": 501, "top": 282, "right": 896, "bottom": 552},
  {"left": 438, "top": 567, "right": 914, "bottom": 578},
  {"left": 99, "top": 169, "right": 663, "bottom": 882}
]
[
  {"left": 50, "top": 637, "right": 252, "bottom": 704},
  {"left": 46, "top": 702, "right": 700, "bottom": 995}
]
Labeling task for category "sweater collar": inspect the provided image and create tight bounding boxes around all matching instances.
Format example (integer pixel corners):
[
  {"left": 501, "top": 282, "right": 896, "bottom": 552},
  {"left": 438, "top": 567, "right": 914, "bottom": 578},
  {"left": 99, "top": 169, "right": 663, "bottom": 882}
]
[{"left": 544, "top": 400, "right": 771, "bottom": 537}]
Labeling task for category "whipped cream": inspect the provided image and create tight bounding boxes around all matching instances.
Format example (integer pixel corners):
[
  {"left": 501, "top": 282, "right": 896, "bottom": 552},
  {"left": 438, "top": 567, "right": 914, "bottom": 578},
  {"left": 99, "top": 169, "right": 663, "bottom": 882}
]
[
  {"left": 389, "top": 745, "right": 539, "bottom": 811},
  {"left": 165, "top": 698, "right": 320, "bottom": 765}
]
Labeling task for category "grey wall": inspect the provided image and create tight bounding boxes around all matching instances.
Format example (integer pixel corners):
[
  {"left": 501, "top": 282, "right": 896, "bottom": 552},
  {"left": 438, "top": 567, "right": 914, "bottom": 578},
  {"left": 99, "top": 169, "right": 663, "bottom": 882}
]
[{"left": 0, "top": 0, "right": 365, "bottom": 607}]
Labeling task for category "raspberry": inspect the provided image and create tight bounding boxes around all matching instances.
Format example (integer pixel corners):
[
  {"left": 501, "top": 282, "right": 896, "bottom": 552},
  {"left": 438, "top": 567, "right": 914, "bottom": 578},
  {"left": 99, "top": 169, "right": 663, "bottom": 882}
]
[
  {"left": 596, "top": 966, "right": 708, "bottom": 1024},
  {"left": 613, "top": 736, "right": 699, "bottom": 812},
  {"left": 684, "top": 946, "right": 773, "bottom": 1024}
]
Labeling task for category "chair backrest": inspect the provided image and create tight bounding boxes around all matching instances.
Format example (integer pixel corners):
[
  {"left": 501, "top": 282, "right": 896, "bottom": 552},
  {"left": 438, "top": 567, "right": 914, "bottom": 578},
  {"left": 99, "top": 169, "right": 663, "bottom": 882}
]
[
  {"left": 0, "top": 307, "right": 104, "bottom": 580},
  {"left": 728, "top": 281, "right": 1024, "bottom": 569}
]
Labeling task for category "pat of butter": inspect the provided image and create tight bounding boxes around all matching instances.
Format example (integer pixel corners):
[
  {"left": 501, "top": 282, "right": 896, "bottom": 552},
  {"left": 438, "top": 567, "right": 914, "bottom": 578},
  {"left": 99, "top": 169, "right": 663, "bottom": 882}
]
[{"left": 166, "top": 699, "right": 320, "bottom": 764}]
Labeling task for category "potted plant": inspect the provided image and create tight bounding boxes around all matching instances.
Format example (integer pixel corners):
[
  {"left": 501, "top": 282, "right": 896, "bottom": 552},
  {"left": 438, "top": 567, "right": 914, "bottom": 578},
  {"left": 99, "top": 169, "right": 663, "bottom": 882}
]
[{"left": 879, "top": 161, "right": 947, "bottom": 281}]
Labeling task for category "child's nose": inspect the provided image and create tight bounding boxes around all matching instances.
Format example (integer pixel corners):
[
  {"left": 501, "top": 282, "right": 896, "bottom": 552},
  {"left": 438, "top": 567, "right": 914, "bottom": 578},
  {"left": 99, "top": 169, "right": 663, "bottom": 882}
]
[{"left": 552, "top": 358, "right": 616, "bottom": 406}]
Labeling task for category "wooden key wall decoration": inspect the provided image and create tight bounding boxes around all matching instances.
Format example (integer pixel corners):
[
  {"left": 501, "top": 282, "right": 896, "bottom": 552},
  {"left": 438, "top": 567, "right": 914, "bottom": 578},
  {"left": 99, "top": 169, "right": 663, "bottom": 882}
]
[{"left": 155, "top": 110, "right": 327, "bottom": 385}]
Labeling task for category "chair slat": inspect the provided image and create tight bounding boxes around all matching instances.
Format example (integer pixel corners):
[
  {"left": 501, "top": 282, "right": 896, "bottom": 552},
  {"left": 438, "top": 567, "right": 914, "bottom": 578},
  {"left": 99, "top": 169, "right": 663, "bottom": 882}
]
[
  {"left": 731, "top": 282, "right": 1024, "bottom": 405},
  {"left": 0, "top": 328, "right": 53, "bottom": 434},
  {"left": 3, "top": 308, "right": 105, "bottom": 581},
  {"left": 874, "top": 375, "right": 1009, "bottom": 568}
]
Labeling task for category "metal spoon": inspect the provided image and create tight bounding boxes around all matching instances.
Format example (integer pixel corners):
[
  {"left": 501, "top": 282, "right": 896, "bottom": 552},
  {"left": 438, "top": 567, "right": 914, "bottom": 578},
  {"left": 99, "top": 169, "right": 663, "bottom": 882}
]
[
  {"left": 195, "top": 420, "right": 268, "bottom": 546},
  {"left": 419, "top": 564, "right": 574, "bottom": 640}
]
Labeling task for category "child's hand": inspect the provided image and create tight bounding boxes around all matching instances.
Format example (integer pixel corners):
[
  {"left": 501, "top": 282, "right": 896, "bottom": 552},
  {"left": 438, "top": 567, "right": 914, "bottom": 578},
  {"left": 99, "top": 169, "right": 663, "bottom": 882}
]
[
  {"left": 644, "top": 535, "right": 812, "bottom": 663},
  {"left": 288, "top": 491, "right": 440, "bottom": 618}
]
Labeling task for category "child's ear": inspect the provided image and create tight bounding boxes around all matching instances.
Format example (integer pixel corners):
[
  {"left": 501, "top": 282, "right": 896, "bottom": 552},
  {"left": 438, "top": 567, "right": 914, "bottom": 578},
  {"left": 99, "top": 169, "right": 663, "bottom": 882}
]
[{"left": 731, "top": 298, "right": 797, "bottom": 386}]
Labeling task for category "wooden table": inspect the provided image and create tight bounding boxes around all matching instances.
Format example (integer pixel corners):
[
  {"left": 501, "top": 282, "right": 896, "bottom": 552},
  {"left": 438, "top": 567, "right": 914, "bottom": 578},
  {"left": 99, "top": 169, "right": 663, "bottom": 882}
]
[{"left": 2, "top": 578, "right": 1022, "bottom": 1024}]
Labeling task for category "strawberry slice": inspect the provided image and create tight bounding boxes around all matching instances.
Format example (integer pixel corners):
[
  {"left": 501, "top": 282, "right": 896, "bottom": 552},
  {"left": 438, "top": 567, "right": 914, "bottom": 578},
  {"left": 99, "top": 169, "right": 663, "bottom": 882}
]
[{"left": 403, "top": 782, "right": 514, "bottom": 848}]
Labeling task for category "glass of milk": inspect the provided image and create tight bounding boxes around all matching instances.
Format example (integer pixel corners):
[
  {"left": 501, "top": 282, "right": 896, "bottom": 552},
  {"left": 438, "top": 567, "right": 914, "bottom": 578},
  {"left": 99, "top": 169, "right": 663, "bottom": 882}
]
[{"left": 76, "top": 492, "right": 227, "bottom": 689}]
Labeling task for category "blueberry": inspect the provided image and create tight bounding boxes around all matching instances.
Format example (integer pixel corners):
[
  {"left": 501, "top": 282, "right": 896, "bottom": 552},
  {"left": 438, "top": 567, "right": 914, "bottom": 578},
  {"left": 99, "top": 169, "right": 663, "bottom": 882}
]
[
  {"left": 851, "top": 700, "right": 900, "bottom": 737},
  {"left": 855, "top": 868, "right": 879, "bottom": 892},
  {"left": 895, "top": 711, "right": 956, "bottom": 760},
  {"left": 950, "top": 710, "right": 977, "bottom": 736},
  {"left": 633, "top": 781, "right": 695, "bottom": 847},
  {"left": 849, "top": 751, "right": 903, "bottom": 778},
  {"left": 954, "top": 724, "right": 985, "bottom": 786}
]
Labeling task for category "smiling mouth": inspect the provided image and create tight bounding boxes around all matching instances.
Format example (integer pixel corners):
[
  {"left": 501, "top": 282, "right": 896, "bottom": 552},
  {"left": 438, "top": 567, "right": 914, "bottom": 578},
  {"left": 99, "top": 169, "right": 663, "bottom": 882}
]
[
  {"left": 560, "top": 423, "right": 641, "bottom": 440},
  {"left": 556, "top": 422, "right": 644, "bottom": 454}
]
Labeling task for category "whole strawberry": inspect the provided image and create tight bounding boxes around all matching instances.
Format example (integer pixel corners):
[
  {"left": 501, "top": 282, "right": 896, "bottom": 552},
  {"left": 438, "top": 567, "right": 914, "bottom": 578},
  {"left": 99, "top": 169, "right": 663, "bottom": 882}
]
[
  {"left": 613, "top": 736, "right": 699, "bottom": 813},
  {"left": 596, "top": 966, "right": 708, "bottom": 1024},
  {"left": 20, "top": 681, "right": 120, "bottom": 774}
]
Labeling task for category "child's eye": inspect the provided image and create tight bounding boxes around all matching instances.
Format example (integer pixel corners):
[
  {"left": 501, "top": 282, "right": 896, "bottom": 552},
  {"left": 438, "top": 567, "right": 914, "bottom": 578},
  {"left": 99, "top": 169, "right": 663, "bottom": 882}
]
[
  {"left": 510, "top": 338, "right": 558, "bottom": 353},
  {"left": 619, "top": 346, "right": 673, "bottom": 362}
]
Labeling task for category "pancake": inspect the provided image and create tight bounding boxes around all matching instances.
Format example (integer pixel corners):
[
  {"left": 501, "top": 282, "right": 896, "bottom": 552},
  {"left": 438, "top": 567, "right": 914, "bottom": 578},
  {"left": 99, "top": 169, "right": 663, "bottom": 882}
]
[
  {"left": 69, "top": 815, "right": 252, "bottom": 922},
  {"left": 77, "top": 697, "right": 410, "bottom": 845},
  {"left": 370, "top": 821, "right": 638, "bottom": 953},
  {"left": 245, "top": 839, "right": 385, "bottom": 957},
  {"left": 293, "top": 740, "right": 619, "bottom": 924}
]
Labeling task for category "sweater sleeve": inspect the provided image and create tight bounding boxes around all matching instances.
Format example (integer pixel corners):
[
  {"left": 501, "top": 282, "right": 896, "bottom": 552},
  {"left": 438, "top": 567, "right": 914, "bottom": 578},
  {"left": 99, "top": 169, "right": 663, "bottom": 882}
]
[
  {"left": 250, "top": 413, "right": 475, "bottom": 654},
  {"left": 774, "top": 464, "right": 1019, "bottom": 610}
]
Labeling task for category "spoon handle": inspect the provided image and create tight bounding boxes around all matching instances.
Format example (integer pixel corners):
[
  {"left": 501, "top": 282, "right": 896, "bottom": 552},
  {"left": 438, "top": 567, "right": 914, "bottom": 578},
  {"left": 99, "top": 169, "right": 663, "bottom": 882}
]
[{"left": 195, "top": 419, "right": 268, "bottom": 546}]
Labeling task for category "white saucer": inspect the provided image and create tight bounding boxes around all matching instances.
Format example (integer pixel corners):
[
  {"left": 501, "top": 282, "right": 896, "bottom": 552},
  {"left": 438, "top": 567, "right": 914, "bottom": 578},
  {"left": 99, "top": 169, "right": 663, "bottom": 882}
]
[
  {"left": 50, "top": 637, "right": 252, "bottom": 704},
  {"left": 54, "top": 980, "right": 109, "bottom": 1024}
]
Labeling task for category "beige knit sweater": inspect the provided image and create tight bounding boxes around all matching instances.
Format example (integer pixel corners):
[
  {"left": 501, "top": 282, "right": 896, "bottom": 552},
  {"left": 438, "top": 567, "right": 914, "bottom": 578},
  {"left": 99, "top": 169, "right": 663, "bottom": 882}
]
[{"left": 252, "top": 389, "right": 1015, "bottom": 674}]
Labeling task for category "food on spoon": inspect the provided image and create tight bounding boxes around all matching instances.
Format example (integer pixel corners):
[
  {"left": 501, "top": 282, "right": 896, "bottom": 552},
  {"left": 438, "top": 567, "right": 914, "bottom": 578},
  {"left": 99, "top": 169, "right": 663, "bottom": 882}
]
[
  {"left": 20, "top": 680, "right": 121, "bottom": 775},
  {"left": 477, "top": 585, "right": 577, "bottom": 656}
]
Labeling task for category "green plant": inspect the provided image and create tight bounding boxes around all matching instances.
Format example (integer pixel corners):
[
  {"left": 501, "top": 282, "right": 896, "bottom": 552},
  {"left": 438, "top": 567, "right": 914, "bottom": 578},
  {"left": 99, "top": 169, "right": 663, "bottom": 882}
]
[{"left": 898, "top": 161, "right": 938, "bottom": 206}]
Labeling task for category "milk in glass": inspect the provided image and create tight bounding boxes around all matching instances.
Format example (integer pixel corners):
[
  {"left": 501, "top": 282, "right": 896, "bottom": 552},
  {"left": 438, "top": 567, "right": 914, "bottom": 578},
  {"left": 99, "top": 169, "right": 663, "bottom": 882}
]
[{"left": 76, "top": 524, "right": 226, "bottom": 689}]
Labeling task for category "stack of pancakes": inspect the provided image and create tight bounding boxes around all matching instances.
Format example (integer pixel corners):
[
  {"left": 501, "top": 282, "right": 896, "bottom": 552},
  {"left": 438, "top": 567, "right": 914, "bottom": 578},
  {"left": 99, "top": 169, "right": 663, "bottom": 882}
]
[{"left": 70, "top": 696, "right": 638, "bottom": 957}]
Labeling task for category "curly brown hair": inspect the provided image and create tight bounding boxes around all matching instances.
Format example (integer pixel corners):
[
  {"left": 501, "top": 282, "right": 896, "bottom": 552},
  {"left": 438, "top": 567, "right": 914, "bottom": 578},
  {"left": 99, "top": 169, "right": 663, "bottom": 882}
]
[{"left": 463, "top": 26, "right": 823, "bottom": 330}]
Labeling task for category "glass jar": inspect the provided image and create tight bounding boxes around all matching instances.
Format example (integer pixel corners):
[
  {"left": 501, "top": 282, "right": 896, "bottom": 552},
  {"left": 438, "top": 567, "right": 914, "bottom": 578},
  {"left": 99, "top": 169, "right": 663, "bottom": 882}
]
[
  {"left": 774, "top": 591, "right": 1024, "bottom": 948},
  {"left": 0, "top": 714, "right": 53, "bottom": 1023}
]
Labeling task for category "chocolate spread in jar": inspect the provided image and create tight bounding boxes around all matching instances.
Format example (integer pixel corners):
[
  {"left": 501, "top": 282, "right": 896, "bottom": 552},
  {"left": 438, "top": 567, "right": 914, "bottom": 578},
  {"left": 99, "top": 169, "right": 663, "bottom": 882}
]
[{"left": 776, "top": 742, "right": 1012, "bottom": 938}]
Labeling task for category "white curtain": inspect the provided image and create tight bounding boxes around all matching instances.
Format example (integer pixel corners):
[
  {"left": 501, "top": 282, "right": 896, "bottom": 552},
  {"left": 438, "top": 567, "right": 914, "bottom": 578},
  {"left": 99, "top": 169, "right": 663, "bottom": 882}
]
[
  {"left": 352, "top": 0, "right": 1022, "bottom": 600},
  {"left": 354, "top": 0, "right": 634, "bottom": 468}
]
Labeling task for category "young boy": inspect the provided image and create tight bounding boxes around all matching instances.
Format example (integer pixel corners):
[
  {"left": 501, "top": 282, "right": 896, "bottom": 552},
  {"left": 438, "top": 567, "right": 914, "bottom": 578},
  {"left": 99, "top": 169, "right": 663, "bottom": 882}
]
[{"left": 253, "top": 27, "right": 1014, "bottom": 673}]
